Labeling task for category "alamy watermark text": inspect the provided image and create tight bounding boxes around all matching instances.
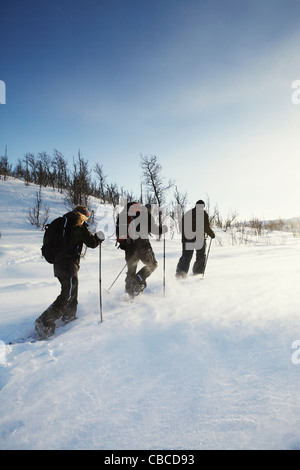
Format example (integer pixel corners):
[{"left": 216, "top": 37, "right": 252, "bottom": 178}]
[{"left": 0, "top": 80, "right": 6, "bottom": 104}]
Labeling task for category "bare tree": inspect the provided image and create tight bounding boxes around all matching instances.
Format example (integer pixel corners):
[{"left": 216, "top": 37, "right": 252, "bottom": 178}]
[
  {"left": 52, "top": 149, "right": 68, "bottom": 192},
  {"left": 28, "top": 187, "right": 50, "bottom": 229},
  {"left": 23, "top": 153, "right": 34, "bottom": 185},
  {"left": 249, "top": 216, "right": 264, "bottom": 236},
  {"left": 105, "top": 182, "right": 119, "bottom": 208},
  {"left": 35, "top": 151, "right": 52, "bottom": 187},
  {"left": 66, "top": 151, "right": 91, "bottom": 208},
  {"left": 14, "top": 158, "right": 25, "bottom": 179},
  {"left": 173, "top": 186, "right": 187, "bottom": 213},
  {"left": 168, "top": 186, "right": 188, "bottom": 237},
  {"left": 0, "top": 147, "right": 12, "bottom": 180},
  {"left": 223, "top": 211, "right": 239, "bottom": 232},
  {"left": 140, "top": 155, "right": 174, "bottom": 237},
  {"left": 94, "top": 163, "right": 107, "bottom": 202}
]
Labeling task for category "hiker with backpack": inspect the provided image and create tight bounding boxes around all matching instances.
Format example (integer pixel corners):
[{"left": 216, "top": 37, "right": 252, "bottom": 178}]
[
  {"left": 176, "top": 200, "right": 215, "bottom": 279},
  {"left": 35, "top": 206, "right": 105, "bottom": 339},
  {"left": 116, "top": 202, "right": 168, "bottom": 298}
]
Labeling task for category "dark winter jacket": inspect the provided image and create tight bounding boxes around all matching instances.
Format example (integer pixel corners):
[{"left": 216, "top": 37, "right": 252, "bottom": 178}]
[
  {"left": 180, "top": 208, "right": 215, "bottom": 241},
  {"left": 54, "top": 211, "right": 100, "bottom": 278},
  {"left": 116, "top": 203, "right": 164, "bottom": 249}
]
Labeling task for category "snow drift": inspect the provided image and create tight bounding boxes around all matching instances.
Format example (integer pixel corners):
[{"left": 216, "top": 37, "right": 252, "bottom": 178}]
[{"left": 0, "top": 178, "right": 300, "bottom": 450}]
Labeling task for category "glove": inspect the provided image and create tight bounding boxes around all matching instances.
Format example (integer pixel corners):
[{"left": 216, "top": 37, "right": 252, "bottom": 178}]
[
  {"left": 118, "top": 241, "right": 127, "bottom": 250},
  {"left": 210, "top": 231, "right": 215, "bottom": 239},
  {"left": 161, "top": 225, "right": 168, "bottom": 234},
  {"left": 96, "top": 230, "right": 105, "bottom": 242}
]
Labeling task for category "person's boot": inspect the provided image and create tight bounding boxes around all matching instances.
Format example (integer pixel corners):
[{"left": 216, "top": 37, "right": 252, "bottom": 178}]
[
  {"left": 175, "top": 270, "right": 187, "bottom": 279},
  {"left": 62, "top": 301, "right": 78, "bottom": 324},
  {"left": 132, "top": 274, "right": 147, "bottom": 295},
  {"left": 125, "top": 275, "right": 146, "bottom": 298},
  {"left": 35, "top": 317, "right": 55, "bottom": 340}
]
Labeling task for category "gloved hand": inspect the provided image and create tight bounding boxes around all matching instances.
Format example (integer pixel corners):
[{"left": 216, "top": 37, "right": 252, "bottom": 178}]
[
  {"left": 96, "top": 230, "right": 105, "bottom": 242},
  {"left": 210, "top": 231, "right": 215, "bottom": 239}
]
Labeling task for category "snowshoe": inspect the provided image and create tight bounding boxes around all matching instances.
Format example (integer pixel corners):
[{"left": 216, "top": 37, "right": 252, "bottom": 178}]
[
  {"left": 61, "top": 313, "right": 77, "bottom": 324},
  {"left": 35, "top": 318, "right": 55, "bottom": 340},
  {"left": 126, "top": 275, "right": 147, "bottom": 298},
  {"left": 175, "top": 270, "right": 187, "bottom": 279}
]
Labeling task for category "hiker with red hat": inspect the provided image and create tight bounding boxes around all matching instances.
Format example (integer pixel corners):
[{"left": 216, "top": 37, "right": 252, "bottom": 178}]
[{"left": 35, "top": 206, "right": 105, "bottom": 339}]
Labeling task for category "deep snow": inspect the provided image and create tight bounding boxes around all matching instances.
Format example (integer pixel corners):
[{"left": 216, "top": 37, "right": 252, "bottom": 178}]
[{"left": 0, "top": 177, "right": 300, "bottom": 450}]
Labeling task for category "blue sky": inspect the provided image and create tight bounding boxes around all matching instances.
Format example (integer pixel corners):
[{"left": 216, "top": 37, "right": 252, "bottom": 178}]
[{"left": 1, "top": 0, "right": 300, "bottom": 220}]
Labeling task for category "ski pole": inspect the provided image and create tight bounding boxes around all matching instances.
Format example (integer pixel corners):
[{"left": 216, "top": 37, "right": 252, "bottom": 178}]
[
  {"left": 99, "top": 243, "right": 103, "bottom": 322},
  {"left": 106, "top": 262, "right": 127, "bottom": 293},
  {"left": 202, "top": 237, "right": 212, "bottom": 278},
  {"left": 163, "top": 232, "right": 166, "bottom": 296}
]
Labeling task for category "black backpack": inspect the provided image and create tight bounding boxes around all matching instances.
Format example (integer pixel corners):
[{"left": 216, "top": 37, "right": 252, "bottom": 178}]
[{"left": 41, "top": 216, "right": 69, "bottom": 264}]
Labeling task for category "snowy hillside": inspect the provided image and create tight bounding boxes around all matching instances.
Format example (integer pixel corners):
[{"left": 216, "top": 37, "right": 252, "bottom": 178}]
[{"left": 0, "top": 177, "right": 300, "bottom": 450}]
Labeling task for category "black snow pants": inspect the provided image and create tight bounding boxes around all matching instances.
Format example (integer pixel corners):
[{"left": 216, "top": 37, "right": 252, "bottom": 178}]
[
  {"left": 125, "top": 238, "right": 158, "bottom": 292},
  {"left": 39, "top": 276, "right": 79, "bottom": 326},
  {"left": 176, "top": 239, "right": 207, "bottom": 277}
]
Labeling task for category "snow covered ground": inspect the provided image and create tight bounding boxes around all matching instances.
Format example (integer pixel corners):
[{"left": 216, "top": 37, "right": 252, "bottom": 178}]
[{"left": 0, "top": 177, "right": 300, "bottom": 450}]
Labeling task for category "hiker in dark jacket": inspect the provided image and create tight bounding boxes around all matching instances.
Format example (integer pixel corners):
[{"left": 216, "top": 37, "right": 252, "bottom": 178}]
[
  {"left": 35, "top": 206, "right": 104, "bottom": 339},
  {"left": 116, "top": 202, "right": 167, "bottom": 297},
  {"left": 176, "top": 200, "right": 215, "bottom": 278}
]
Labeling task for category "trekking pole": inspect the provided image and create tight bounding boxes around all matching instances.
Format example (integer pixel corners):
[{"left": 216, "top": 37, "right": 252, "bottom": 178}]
[
  {"left": 106, "top": 262, "right": 127, "bottom": 293},
  {"left": 163, "top": 232, "right": 166, "bottom": 296},
  {"left": 202, "top": 237, "right": 212, "bottom": 278},
  {"left": 99, "top": 243, "right": 103, "bottom": 322}
]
